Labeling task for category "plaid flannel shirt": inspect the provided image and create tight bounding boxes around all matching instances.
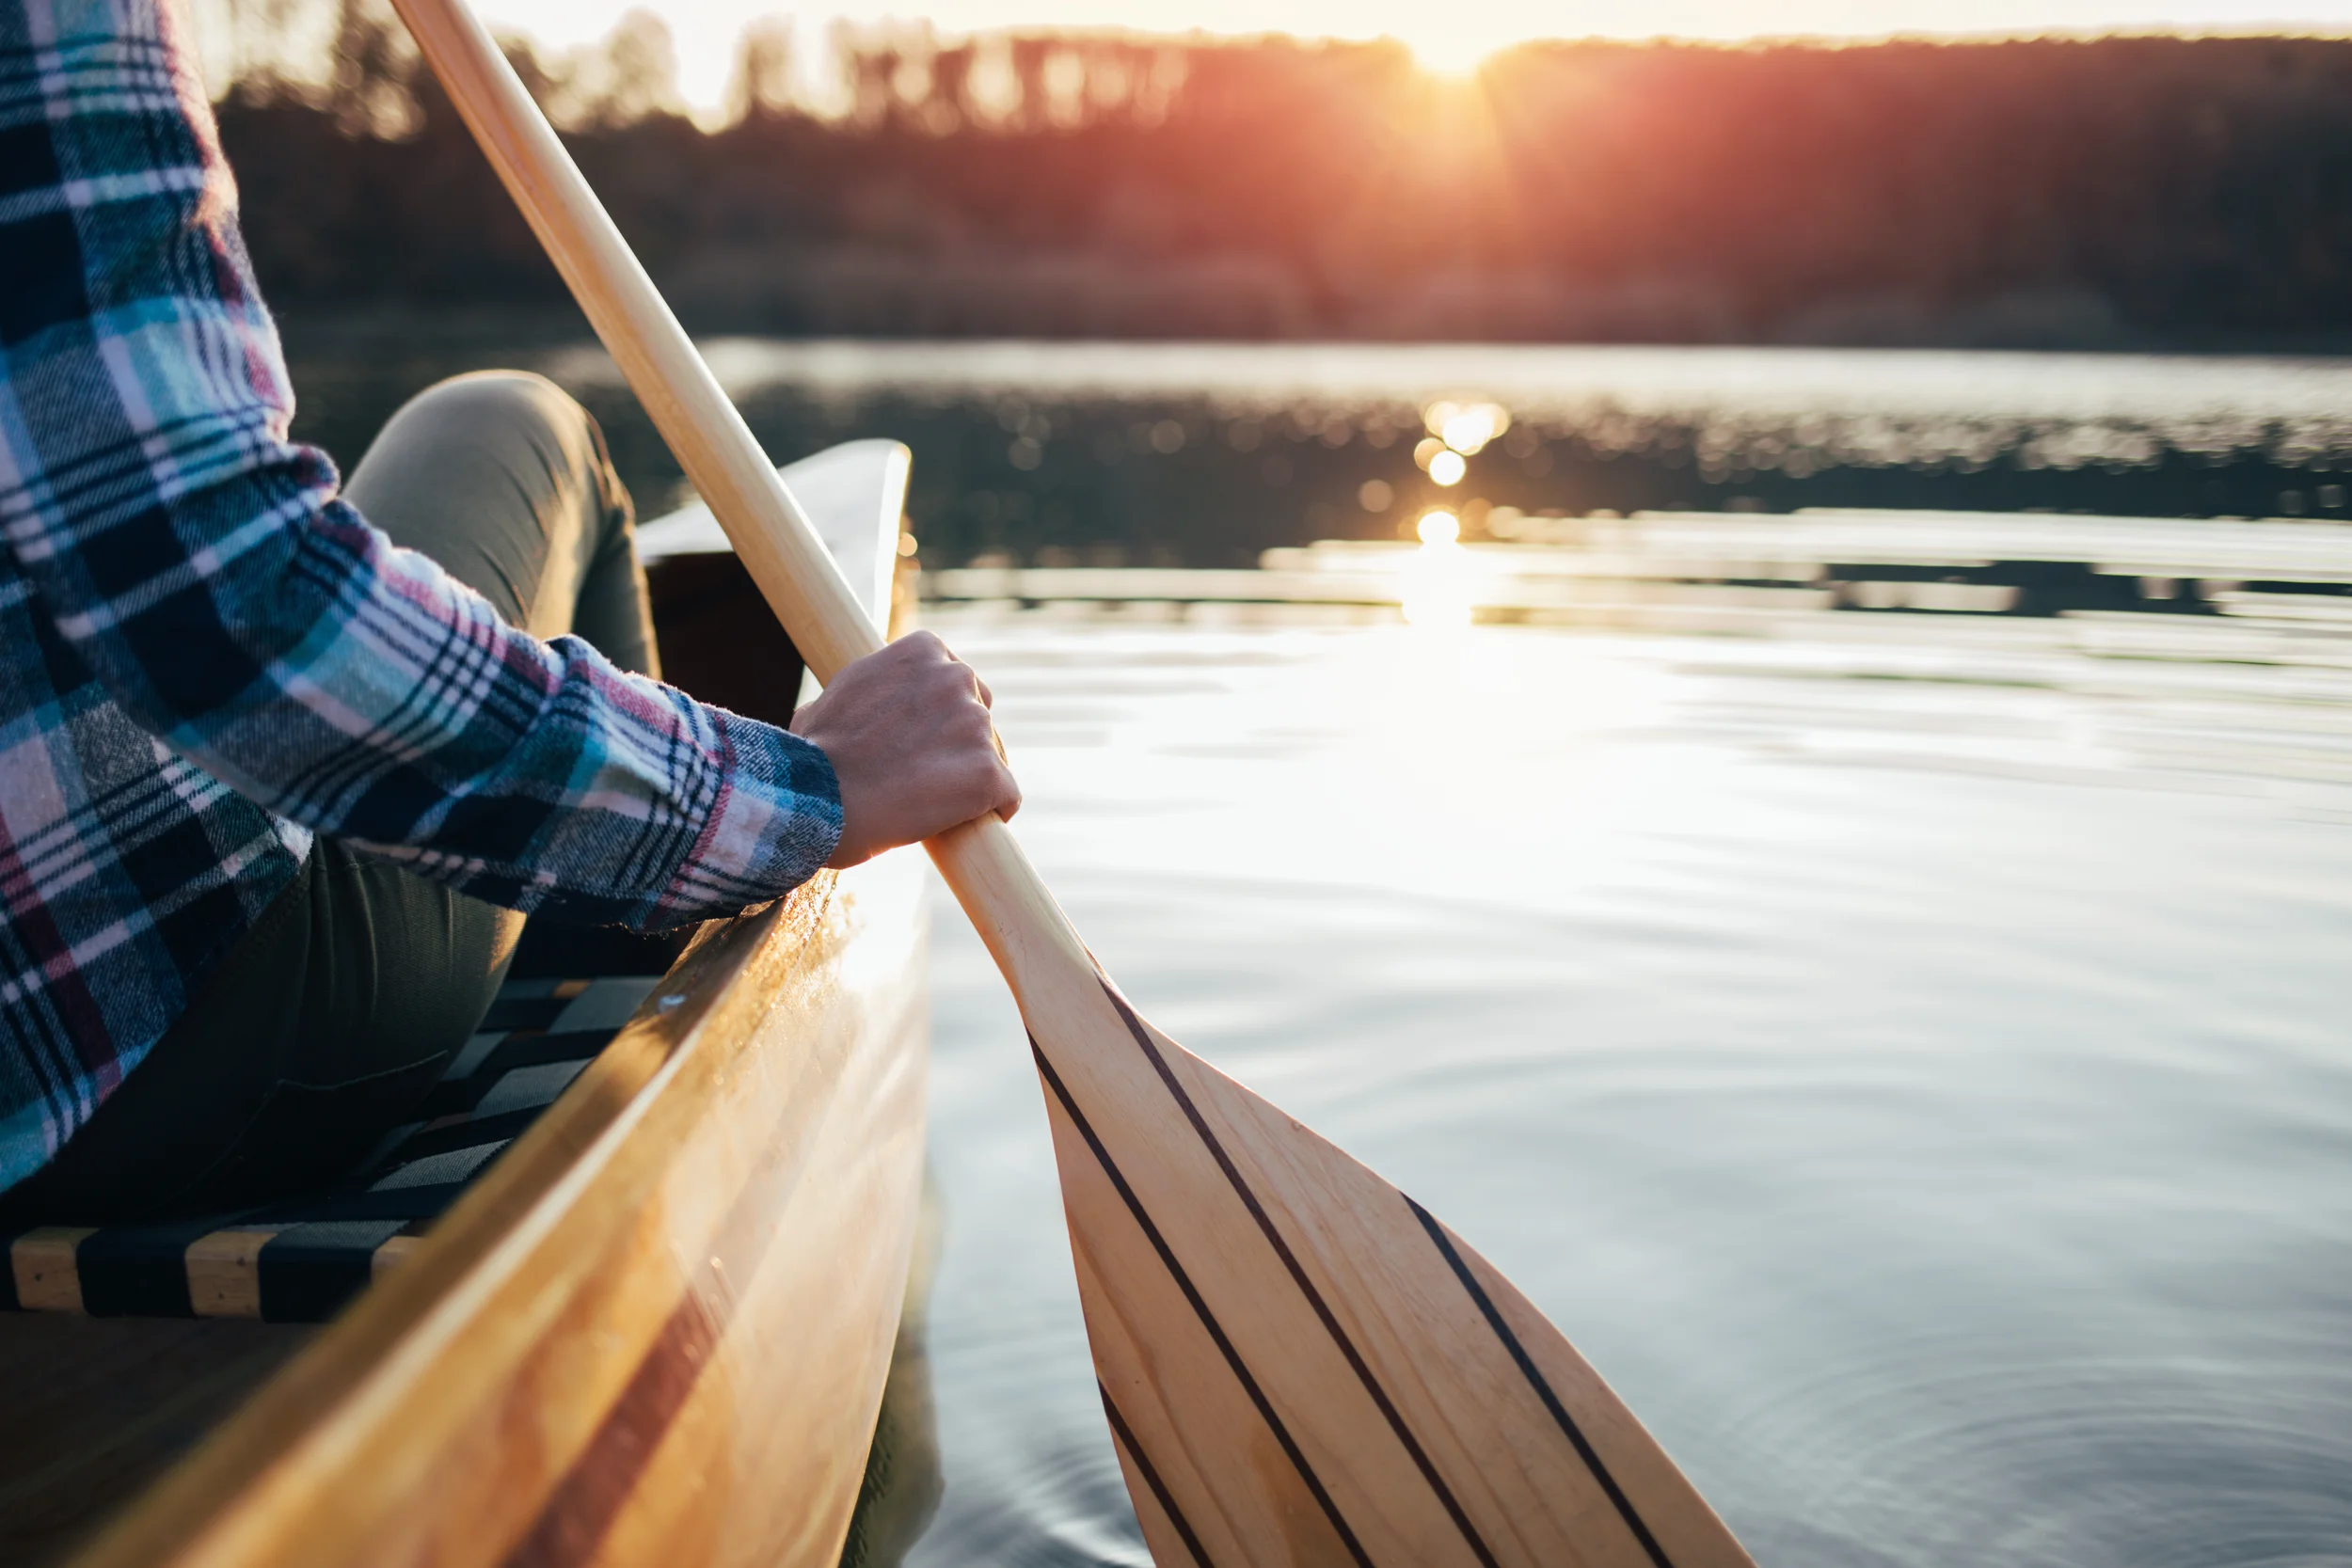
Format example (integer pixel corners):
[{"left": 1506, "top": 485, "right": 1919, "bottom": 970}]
[{"left": 0, "top": 0, "right": 843, "bottom": 1190}]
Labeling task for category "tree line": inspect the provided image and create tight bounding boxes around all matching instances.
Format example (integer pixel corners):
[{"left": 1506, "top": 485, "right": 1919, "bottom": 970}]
[{"left": 214, "top": 4, "right": 2352, "bottom": 346}]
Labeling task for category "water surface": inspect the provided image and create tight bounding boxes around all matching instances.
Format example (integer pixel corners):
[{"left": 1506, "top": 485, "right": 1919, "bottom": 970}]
[
  {"left": 272, "top": 331, "right": 2352, "bottom": 1561},
  {"left": 905, "top": 604, "right": 2352, "bottom": 1567},
  {"left": 283, "top": 340, "right": 2352, "bottom": 568}
]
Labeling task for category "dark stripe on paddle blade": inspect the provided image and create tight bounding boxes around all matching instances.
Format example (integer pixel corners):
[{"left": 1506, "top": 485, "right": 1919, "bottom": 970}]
[
  {"left": 1030, "top": 1039, "right": 1375, "bottom": 1568},
  {"left": 1095, "top": 984, "right": 1503, "bottom": 1568},
  {"left": 1406, "top": 1196, "right": 1677, "bottom": 1568},
  {"left": 1101, "top": 1381, "right": 1216, "bottom": 1568}
]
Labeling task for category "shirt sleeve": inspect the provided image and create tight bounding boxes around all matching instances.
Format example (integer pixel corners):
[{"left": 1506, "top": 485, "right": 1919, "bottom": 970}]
[{"left": 0, "top": 0, "right": 839, "bottom": 930}]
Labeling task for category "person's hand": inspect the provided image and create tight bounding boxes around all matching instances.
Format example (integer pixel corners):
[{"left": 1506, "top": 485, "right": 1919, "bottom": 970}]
[{"left": 788, "top": 630, "right": 1021, "bottom": 868}]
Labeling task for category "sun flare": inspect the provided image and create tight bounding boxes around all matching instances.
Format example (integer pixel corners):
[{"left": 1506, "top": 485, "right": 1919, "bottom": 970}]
[{"left": 1398, "top": 22, "right": 1516, "bottom": 78}]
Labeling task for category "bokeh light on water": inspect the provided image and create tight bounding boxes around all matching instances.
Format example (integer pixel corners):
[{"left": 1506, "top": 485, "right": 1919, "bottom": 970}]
[{"left": 287, "top": 342, "right": 2352, "bottom": 573}]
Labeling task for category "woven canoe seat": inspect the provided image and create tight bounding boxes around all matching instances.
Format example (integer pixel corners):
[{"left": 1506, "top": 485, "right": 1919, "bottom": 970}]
[{"left": 1, "top": 974, "right": 664, "bottom": 1323}]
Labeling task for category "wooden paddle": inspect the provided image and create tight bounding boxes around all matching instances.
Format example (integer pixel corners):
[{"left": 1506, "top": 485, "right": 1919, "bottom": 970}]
[{"left": 390, "top": 5, "right": 1757, "bottom": 1561}]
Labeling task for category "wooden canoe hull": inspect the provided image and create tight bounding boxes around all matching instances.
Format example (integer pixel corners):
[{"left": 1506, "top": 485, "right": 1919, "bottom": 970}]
[
  {"left": 56, "top": 441, "right": 929, "bottom": 1568},
  {"left": 66, "top": 857, "right": 928, "bottom": 1568}
]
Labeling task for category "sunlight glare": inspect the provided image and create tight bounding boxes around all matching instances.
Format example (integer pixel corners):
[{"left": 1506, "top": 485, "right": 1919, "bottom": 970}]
[
  {"left": 1403, "top": 25, "right": 1504, "bottom": 78},
  {"left": 1427, "top": 399, "right": 1510, "bottom": 455},
  {"left": 1403, "top": 509, "right": 1471, "bottom": 627},
  {"left": 467, "top": 3, "right": 2352, "bottom": 122}
]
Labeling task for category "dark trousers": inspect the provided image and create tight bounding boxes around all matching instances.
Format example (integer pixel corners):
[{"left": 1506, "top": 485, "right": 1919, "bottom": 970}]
[{"left": 0, "top": 372, "right": 653, "bottom": 1226}]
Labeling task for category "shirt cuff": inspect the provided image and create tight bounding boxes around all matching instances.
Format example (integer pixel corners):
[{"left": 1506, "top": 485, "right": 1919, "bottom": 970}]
[{"left": 658, "top": 705, "right": 843, "bottom": 922}]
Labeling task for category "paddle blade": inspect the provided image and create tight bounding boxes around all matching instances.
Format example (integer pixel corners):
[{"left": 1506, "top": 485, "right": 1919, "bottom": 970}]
[{"left": 1027, "top": 980, "right": 1753, "bottom": 1568}]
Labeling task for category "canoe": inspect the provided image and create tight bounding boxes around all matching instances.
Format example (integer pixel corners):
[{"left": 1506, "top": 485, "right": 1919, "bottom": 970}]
[{"left": 0, "top": 439, "right": 933, "bottom": 1568}]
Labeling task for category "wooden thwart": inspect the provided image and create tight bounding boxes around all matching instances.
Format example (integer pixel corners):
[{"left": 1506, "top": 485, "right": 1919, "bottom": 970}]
[{"left": 391, "top": 1, "right": 1759, "bottom": 1560}]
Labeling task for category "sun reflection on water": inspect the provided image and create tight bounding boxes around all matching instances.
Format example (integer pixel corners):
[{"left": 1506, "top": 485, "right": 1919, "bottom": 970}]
[
  {"left": 1428, "top": 400, "right": 1509, "bottom": 455},
  {"left": 1402, "top": 507, "right": 1472, "bottom": 627}
]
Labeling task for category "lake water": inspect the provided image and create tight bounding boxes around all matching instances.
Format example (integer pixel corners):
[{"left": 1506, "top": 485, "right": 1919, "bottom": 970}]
[
  {"left": 286, "top": 338, "right": 2352, "bottom": 569},
  {"left": 901, "top": 603, "right": 2352, "bottom": 1568},
  {"left": 290, "top": 335, "right": 2352, "bottom": 1565}
]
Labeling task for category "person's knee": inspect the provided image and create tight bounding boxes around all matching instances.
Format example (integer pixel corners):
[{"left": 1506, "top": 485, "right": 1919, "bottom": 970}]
[
  {"left": 367, "top": 370, "right": 625, "bottom": 541},
  {"left": 345, "top": 368, "right": 633, "bottom": 634},
  {"left": 391, "top": 370, "right": 595, "bottom": 462}
]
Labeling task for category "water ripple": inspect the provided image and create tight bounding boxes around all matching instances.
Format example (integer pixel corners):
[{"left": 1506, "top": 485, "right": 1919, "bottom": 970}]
[{"left": 911, "top": 615, "right": 2352, "bottom": 1568}]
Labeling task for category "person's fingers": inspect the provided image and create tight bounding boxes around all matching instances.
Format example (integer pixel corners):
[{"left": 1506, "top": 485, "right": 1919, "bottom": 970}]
[
  {"left": 936, "top": 656, "right": 987, "bottom": 710},
  {"left": 907, "top": 633, "right": 985, "bottom": 703},
  {"left": 796, "top": 630, "right": 1018, "bottom": 856},
  {"left": 977, "top": 760, "right": 1021, "bottom": 824},
  {"left": 946, "top": 692, "right": 994, "bottom": 745},
  {"left": 946, "top": 748, "right": 1019, "bottom": 822}
]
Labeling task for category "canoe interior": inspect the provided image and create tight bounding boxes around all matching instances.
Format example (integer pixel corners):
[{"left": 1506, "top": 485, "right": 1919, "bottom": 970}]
[
  {"left": 0, "top": 441, "right": 930, "bottom": 1568},
  {"left": 0, "top": 1319, "right": 313, "bottom": 1567}
]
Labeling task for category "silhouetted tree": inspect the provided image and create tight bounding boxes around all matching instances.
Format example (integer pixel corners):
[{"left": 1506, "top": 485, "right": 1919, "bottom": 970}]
[{"left": 210, "top": 27, "right": 2352, "bottom": 345}]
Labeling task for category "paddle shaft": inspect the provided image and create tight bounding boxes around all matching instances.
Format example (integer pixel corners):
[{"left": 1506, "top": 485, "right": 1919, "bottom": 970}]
[
  {"left": 387, "top": 16, "right": 1762, "bottom": 1565},
  {"left": 389, "top": 0, "right": 1091, "bottom": 1006}
]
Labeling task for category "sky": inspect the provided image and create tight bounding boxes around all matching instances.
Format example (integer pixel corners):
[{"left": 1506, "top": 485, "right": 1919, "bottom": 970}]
[{"left": 470, "top": 0, "right": 2352, "bottom": 109}]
